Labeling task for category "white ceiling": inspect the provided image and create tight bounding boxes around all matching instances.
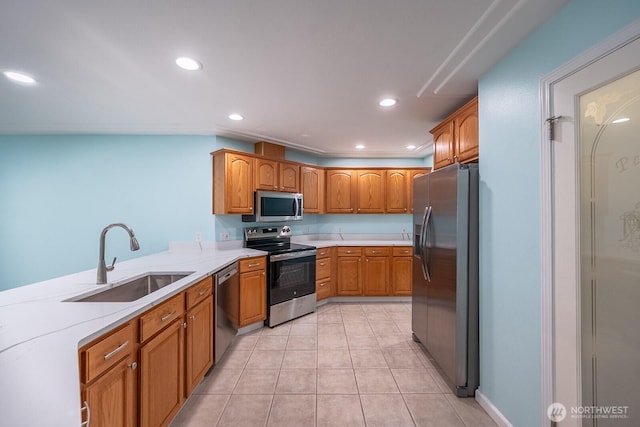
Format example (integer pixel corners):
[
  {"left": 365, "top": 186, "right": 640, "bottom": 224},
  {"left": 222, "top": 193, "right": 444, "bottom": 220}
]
[{"left": 0, "top": 0, "right": 568, "bottom": 158}]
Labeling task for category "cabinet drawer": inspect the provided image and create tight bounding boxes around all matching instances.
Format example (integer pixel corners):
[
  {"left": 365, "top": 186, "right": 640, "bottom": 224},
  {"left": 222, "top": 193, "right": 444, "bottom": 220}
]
[
  {"left": 240, "top": 256, "right": 267, "bottom": 273},
  {"left": 364, "top": 247, "right": 391, "bottom": 257},
  {"left": 316, "top": 247, "right": 331, "bottom": 259},
  {"left": 316, "top": 257, "right": 331, "bottom": 279},
  {"left": 139, "top": 294, "right": 185, "bottom": 343},
  {"left": 338, "top": 247, "right": 362, "bottom": 256},
  {"left": 186, "top": 276, "right": 213, "bottom": 309},
  {"left": 81, "top": 322, "right": 134, "bottom": 384},
  {"left": 392, "top": 247, "right": 413, "bottom": 257},
  {"left": 316, "top": 279, "right": 331, "bottom": 300}
]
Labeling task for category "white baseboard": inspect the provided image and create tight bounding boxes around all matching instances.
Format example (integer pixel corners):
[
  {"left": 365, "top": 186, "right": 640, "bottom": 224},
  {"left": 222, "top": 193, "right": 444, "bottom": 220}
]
[{"left": 476, "top": 390, "right": 513, "bottom": 427}]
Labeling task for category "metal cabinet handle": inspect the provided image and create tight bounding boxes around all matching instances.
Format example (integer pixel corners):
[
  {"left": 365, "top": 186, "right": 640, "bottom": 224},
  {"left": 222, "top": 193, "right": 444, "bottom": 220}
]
[
  {"left": 319, "top": 262, "right": 326, "bottom": 266},
  {"left": 190, "top": 315, "right": 196, "bottom": 321},
  {"left": 198, "top": 288, "right": 207, "bottom": 296},
  {"left": 319, "top": 282, "right": 328, "bottom": 287},
  {"left": 129, "top": 361, "right": 137, "bottom": 370},
  {"left": 103, "top": 341, "right": 128, "bottom": 360},
  {"left": 161, "top": 311, "right": 176, "bottom": 322},
  {"left": 81, "top": 401, "right": 91, "bottom": 427},
  {"left": 248, "top": 263, "right": 260, "bottom": 267}
]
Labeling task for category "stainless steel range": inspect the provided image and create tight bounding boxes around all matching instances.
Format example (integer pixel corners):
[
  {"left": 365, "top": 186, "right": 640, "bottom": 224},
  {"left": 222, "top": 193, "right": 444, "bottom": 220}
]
[{"left": 244, "top": 225, "right": 316, "bottom": 327}]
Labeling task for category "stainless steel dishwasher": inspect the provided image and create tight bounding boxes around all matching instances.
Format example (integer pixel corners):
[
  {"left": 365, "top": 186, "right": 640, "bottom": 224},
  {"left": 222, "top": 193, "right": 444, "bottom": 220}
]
[{"left": 214, "top": 262, "right": 239, "bottom": 362}]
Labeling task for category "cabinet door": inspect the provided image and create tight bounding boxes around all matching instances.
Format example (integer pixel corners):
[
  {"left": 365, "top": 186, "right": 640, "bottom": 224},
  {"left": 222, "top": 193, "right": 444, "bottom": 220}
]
[
  {"left": 279, "top": 162, "right": 300, "bottom": 192},
  {"left": 255, "top": 158, "right": 278, "bottom": 191},
  {"left": 82, "top": 355, "right": 137, "bottom": 427},
  {"left": 140, "top": 320, "right": 184, "bottom": 427},
  {"left": 455, "top": 98, "right": 479, "bottom": 163},
  {"left": 185, "top": 297, "right": 214, "bottom": 395},
  {"left": 326, "top": 170, "right": 357, "bottom": 213},
  {"left": 301, "top": 166, "right": 324, "bottom": 213},
  {"left": 356, "top": 170, "right": 385, "bottom": 213},
  {"left": 408, "top": 169, "right": 430, "bottom": 213},
  {"left": 336, "top": 256, "right": 361, "bottom": 295},
  {"left": 363, "top": 256, "right": 390, "bottom": 295},
  {"left": 432, "top": 121, "right": 455, "bottom": 170},
  {"left": 240, "top": 270, "right": 267, "bottom": 326},
  {"left": 225, "top": 153, "right": 254, "bottom": 213},
  {"left": 391, "top": 256, "right": 413, "bottom": 296},
  {"left": 386, "top": 170, "right": 408, "bottom": 213}
]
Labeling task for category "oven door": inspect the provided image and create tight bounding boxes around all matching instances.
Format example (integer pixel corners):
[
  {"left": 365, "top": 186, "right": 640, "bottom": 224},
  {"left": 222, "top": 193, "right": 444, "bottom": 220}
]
[{"left": 268, "top": 250, "right": 316, "bottom": 305}]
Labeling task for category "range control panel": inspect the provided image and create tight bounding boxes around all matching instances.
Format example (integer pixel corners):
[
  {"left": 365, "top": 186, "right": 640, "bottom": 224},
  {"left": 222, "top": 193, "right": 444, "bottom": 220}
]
[{"left": 244, "top": 225, "right": 292, "bottom": 240}]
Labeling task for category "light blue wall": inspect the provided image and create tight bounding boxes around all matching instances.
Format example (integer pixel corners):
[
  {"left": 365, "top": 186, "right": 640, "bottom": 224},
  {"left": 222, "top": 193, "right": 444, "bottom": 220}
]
[
  {"left": 1, "top": 134, "right": 429, "bottom": 291},
  {"left": 478, "top": 1, "right": 640, "bottom": 425},
  {"left": 0, "top": 135, "right": 217, "bottom": 291}
]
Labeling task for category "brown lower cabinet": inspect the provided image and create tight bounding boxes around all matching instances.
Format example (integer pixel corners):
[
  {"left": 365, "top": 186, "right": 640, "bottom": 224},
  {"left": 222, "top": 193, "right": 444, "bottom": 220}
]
[
  {"left": 81, "top": 352, "right": 137, "bottom": 427},
  {"left": 334, "top": 246, "right": 413, "bottom": 297},
  {"left": 239, "top": 257, "right": 267, "bottom": 327},
  {"left": 185, "top": 296, "right": 214, "bottom": 395},
  {"left": 391, "top": 247, "right": 413, "bottom": 296},
  {"left": 78, "top": 277, "right": 214, "bottom": 427},
  {"left": 315, "top": 247, "right": 334, "bottom": 300},
  {"left": 363, "top": 247, "right": 391, "bottom": 295},
  {"left": 139, "top": 319, "right": 184, "bottom": 427}
]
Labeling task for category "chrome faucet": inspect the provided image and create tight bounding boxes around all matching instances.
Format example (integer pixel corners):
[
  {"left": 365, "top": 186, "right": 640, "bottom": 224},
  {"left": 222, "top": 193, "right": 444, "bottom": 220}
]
[{"left": 97, "top": 223, "right": 140, "bottom": 284}]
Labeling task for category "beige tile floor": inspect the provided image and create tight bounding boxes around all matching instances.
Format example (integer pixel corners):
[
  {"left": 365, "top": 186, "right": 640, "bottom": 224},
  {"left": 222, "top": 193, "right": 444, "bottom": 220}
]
[{"left": 171, "top": 302, "right": 497, "bottom": 427}]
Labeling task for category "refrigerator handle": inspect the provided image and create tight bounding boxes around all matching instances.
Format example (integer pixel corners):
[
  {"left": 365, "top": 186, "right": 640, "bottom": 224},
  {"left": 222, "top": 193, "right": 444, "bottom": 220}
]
[{"left": 420, "top": 206, "right": 432, "bottom": 282}]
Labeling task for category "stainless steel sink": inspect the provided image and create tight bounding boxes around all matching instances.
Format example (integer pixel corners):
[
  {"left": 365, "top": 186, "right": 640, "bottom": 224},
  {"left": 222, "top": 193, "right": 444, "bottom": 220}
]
[{"left": 68, "top": 272, "right": 194, "bottom": 302}]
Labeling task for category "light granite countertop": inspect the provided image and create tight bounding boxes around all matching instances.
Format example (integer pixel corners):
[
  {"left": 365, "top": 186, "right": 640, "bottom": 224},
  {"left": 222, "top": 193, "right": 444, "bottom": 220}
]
[
  {"left": 0, "top": 235, "right": 413, "bottom": 426},
  {"left": 0, "top": 244, "right": 264, "bottom": 427}
]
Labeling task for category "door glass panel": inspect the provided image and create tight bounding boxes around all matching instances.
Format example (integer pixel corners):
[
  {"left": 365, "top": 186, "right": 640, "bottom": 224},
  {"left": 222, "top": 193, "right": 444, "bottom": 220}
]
[{"left": 579, "top": 68, "right": 640, "bottom": 426}]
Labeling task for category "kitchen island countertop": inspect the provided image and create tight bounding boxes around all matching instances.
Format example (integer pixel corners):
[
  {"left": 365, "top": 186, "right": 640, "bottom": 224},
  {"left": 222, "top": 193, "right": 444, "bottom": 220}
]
[
  {"left": 0, "top": 235, "right": 413, "bottom": 426},
  {"left": 0, "top": 245, "right": 264, "bottom": 427}
]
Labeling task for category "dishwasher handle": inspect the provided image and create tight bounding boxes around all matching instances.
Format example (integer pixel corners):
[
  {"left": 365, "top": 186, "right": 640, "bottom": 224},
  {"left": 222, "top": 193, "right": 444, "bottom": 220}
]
[{"left": 216, "top": 263, "right": 238, "bottom": 285}]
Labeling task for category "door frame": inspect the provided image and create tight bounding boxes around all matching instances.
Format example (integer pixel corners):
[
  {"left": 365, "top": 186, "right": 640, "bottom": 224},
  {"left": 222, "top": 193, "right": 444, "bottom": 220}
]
[{"left": 540, "top": 17, "right": 640, "bottom": 427}]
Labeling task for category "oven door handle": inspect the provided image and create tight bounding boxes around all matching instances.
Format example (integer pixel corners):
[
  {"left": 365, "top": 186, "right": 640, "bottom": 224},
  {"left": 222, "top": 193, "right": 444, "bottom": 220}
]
[{"left": 269, "top": 250, "right": 317, "bottom": 262}]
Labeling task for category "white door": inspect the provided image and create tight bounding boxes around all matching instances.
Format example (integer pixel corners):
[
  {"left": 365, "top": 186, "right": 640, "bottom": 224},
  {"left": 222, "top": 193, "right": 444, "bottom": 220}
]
[{"left": 550, "top": 31, "right": 640, "bottom": 426}]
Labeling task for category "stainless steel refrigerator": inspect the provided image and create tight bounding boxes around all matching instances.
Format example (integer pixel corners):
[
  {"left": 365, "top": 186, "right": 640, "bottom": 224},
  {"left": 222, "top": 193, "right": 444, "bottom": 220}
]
[{"left": 412, "top": 163, "right": 479, "bottom": 397}]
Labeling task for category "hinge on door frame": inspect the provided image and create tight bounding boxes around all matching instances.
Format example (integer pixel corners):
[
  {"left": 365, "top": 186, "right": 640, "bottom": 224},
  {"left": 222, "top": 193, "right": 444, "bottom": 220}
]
[{"left": 545, "top": 116, "right": 563, "bottom": 141}]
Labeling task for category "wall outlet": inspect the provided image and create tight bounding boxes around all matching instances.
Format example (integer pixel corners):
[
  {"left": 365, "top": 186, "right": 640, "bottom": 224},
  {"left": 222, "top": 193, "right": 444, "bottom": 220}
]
[
  {"left": 195, "top": 231, "right": 202, "bottom": 242},
  {"left": 219, "top": 232, "right": 230, "bottom": 241}
]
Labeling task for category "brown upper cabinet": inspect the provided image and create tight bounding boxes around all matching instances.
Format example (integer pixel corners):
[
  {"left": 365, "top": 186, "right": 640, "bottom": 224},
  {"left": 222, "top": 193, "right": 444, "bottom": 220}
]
[
  {"left": 386, "top": 170, "right": 409, "bottom": 213},
  {"left": 255, "top": 158, "right": 300, "bottom": 193},
  {"left": 212, "top": 151, "right": 254, "bottom": 214},
  {"left": 431, "top": 96, "right": 478, "bottom": 170},
  {"left": 325, "top": 169, "right": 357, "bottom": 213},
  {"left": 213, "top": 149, "right": 429, "bottom": 215},
  {"left": 301, "top": 165, "right": 325, "bottom": 213},
  {"left": 356, "top": 170, "right": 386, "bottom": 213},
  {"left": 408, "top": 169, "right": 430, "bottom": 213}
]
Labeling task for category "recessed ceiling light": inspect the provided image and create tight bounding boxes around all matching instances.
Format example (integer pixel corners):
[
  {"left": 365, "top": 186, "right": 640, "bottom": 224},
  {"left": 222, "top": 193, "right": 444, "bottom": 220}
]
[
  {"left": 3, "top": 70, "right": 36, "bottom": 85},
  {"left": 355, "top": 144, "right": 365, "bottom": 150},
  {"left": 228, "top": 113, "right": 244, "bottom": 121},
  {"left": 612, "top": 117, "right": 630, "bottom": 124},
  {"left": 378, "top": 98, "right": 397, "bottom": 107},
  {"left": 406, "top": 144, "right": 416, "bottom": 150},
  {"left": 175, "top": 57, "right": 202, "bottom": 71}
]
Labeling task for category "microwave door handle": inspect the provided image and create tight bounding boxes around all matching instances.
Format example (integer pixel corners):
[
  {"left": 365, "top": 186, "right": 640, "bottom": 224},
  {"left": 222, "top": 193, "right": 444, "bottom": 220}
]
[{"left": 293, "top": 197, "right": 299, "bottom": 216}]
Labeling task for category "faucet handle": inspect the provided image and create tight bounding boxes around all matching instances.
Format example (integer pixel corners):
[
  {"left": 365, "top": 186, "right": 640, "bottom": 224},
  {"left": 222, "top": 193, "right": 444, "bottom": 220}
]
[{"left": 106, "top": 257, "right": 117, "bottom": 272}]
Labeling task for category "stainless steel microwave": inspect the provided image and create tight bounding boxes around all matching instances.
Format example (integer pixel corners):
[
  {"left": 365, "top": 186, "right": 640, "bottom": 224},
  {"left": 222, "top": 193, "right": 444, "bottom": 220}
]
[{"left": 242, "top": 191, "right": 303, "bottom": 222}]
